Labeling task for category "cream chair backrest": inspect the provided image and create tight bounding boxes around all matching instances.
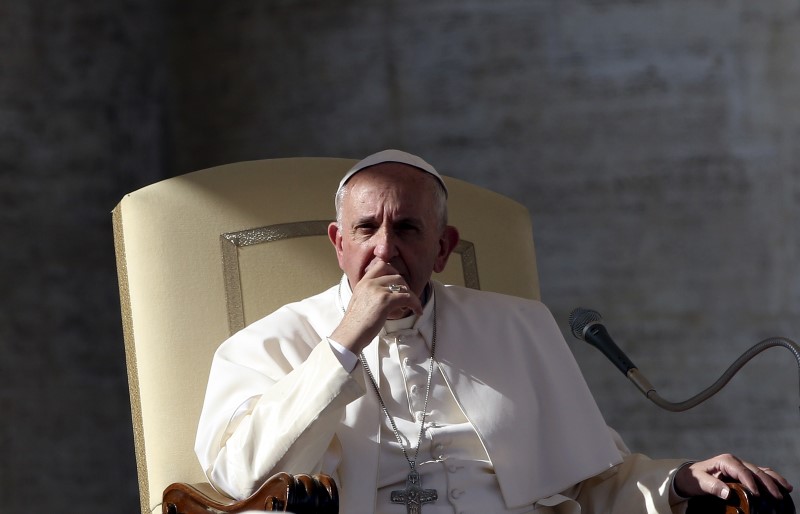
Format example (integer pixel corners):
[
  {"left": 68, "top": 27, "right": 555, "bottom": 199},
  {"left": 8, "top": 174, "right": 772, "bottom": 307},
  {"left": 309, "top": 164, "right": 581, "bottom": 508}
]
[{"left": 113, "top": 158, "right": 540, "bottom": 514}]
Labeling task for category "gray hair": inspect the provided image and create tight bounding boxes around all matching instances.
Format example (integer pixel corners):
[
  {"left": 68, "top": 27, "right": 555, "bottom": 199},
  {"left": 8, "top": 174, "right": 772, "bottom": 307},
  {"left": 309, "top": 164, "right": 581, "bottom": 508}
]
[{"left": 335, "top": 179, "right": 449, "bottom": 231}]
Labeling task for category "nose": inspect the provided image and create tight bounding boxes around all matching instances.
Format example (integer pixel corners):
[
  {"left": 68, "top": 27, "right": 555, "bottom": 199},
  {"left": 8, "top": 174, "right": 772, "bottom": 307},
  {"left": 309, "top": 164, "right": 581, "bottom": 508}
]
[{"left": 373, "top": 226, "right": 398, "bottom": 261}]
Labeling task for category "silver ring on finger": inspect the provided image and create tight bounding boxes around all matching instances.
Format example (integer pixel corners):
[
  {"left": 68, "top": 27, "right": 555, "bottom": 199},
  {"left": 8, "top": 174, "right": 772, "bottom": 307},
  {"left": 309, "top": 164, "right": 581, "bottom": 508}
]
[{"left": 388, "top": 284, "right": 404, "bottom": 293}]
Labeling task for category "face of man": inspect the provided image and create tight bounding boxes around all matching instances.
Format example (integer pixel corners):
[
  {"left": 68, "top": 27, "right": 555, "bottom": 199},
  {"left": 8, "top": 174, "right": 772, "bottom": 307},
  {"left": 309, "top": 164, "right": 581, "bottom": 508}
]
[{"left": 328, "top": 163, "right": 458, "bottom": 301}]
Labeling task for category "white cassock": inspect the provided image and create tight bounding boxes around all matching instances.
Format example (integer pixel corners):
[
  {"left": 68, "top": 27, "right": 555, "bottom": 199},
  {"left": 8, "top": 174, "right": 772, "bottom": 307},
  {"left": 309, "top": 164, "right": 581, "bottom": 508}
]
[{"left": 195, "top": 277, "right": 689, "bottom": 513}]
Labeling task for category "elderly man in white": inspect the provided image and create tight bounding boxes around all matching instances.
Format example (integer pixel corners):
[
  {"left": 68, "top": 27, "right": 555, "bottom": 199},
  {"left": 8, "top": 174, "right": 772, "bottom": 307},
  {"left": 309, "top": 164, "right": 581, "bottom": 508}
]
[{"left": 195, "top": 149, "right": 791, "bottom": 513}]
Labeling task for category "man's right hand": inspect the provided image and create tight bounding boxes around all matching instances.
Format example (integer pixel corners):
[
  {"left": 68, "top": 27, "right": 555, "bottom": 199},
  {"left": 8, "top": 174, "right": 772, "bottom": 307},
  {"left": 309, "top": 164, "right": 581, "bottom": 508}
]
[{"left": 330, "top": 259, "right": 423, "bottom": 354}]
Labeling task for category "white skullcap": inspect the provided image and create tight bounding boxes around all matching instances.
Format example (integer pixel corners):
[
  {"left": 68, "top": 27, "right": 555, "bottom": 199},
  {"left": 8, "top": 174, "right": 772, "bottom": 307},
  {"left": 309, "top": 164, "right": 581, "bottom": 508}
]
[{"left": 337, "top": 149, "right": 448, "bottom": 197}]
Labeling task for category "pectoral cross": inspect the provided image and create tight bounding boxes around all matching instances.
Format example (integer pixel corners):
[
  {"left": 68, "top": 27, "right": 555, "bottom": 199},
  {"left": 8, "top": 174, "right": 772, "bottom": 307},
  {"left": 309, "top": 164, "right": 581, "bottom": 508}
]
[{"left": 390, "top": 470, "right": 437, "bottom": 514}]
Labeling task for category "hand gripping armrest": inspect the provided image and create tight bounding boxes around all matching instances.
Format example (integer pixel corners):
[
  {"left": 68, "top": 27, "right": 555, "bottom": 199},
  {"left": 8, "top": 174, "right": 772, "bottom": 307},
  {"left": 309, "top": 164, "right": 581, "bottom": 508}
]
[{"left": 687, "top": 481, "right": 795, "bottom": 514}]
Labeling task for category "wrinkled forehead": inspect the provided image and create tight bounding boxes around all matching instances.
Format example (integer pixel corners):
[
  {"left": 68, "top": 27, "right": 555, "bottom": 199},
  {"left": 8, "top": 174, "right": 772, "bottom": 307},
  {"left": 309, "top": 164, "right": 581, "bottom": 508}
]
[{"left": 339, "top": 165, "right": 442, "bottom": 219}]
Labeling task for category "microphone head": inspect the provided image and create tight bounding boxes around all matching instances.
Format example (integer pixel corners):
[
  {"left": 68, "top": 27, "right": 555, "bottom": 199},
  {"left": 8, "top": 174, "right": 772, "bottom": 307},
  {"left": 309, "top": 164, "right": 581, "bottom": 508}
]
[{"left": 568, "top": 307, "right": 603, "bottom": 340}]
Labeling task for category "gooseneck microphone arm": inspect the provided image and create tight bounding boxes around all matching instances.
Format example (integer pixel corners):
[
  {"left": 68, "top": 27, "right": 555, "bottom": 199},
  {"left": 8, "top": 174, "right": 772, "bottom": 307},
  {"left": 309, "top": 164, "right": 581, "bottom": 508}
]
[{"left": 568, "top": 307, "right": 800, "bottom": 412}]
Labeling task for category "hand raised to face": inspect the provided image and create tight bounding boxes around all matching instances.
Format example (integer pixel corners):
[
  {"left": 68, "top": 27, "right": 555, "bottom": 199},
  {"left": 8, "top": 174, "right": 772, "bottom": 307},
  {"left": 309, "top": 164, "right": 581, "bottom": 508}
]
[{"left": 330, "top": 257, "right": 423, "bottom": 354}]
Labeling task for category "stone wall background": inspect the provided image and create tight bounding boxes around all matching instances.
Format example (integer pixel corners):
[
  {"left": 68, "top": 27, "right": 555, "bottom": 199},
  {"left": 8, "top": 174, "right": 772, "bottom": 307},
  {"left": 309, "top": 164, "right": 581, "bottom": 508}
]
[{"left": 1, "top": 1, "right": 798, "bottom": 512}]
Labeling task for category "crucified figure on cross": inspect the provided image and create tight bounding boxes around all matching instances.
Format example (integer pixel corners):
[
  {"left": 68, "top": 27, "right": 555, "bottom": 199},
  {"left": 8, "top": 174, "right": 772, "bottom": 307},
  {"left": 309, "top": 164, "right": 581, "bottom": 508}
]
[{"left": 390, "top": 470, "right": 438, "bottom": 514}]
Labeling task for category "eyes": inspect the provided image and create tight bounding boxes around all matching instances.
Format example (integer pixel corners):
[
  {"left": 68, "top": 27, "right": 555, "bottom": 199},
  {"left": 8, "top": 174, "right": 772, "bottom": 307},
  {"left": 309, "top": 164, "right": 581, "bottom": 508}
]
[{"left": 352, "top": 219, "right": 423, "bottom": 238}]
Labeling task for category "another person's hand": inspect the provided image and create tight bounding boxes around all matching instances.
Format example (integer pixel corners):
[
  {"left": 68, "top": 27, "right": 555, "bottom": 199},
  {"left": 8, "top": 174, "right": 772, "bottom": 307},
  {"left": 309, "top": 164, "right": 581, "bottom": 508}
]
[{"left": 674, "top": 453, "right": 793, "bottom": 500}]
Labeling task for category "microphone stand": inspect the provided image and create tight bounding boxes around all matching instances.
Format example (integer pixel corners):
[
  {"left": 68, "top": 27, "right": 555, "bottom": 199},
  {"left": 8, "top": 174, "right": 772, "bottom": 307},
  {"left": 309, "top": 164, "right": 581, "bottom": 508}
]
[
  {"left": 569, "top": 309, "right": 799, "bottom": 513},
  {"left": 625, "top": 336, "right": 800, "bottom": 412},
  {"left": 568, "top": 308, "right": 800, "bottom": 412}
]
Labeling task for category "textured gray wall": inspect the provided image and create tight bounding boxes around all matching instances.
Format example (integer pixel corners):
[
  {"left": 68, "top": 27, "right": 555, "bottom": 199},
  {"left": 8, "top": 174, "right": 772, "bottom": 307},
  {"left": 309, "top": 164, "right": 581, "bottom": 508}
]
[
  {"left": 2, "top": 1, "right": 797, "bottom": 512},
  {"left": 0, "top": 0, "right": 165, "bottom": 510}
]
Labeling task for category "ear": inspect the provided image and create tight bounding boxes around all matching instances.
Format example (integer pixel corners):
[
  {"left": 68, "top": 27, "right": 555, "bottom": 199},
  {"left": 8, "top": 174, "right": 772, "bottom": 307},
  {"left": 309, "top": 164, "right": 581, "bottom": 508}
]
[
  {"left": 433, "top": 225, "right": 460, "bottom": 273},
  {"left": 327, "top": 222, "right": 345, "bottom": 270}
]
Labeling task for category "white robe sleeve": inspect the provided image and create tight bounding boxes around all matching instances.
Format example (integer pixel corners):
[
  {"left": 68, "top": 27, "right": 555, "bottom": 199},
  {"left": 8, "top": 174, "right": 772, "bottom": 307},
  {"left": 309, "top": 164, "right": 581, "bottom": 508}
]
[
  {"left": 554, "top": 431, "right": 690, "bottom": 514},
  {"left": 194, "top": 306, "right": 365, "bottom": 499}
]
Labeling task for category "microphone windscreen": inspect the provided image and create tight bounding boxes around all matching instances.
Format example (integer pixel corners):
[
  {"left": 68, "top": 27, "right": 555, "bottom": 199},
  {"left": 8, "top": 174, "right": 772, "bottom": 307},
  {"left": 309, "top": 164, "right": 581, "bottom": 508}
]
[{"left": 568, "top": 307, "right": 603, "bottom": 340}]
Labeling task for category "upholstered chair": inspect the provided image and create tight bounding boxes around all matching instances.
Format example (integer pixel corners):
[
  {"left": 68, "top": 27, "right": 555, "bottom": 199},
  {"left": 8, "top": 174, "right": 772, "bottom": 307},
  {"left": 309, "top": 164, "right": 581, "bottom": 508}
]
[{"left": 113, "top": 157, "right": 539, "bottom": 514}]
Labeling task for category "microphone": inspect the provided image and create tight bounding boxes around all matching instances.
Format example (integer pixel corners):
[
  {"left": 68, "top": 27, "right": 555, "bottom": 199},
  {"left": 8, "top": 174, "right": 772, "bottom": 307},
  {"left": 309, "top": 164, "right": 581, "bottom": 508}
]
[
  {"left": 568, "top": 307, "right": 800, "bottom": 412},
  {"left": 568, "top": 308, "right": 656, "bottom": 398},
  {"left": 568, "top": 308, "right": 637, "bottom": 375}
]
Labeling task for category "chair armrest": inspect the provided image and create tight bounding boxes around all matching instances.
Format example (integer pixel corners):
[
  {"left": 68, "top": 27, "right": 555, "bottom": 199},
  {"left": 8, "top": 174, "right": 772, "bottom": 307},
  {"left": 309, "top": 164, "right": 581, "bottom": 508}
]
[
  {"left": 687, "top": 481, "right": 795, "bottom": 514},
  {"left": 163, "top": 475, "right": 794, "bottom": 514},
  {"left": 162, "top": 473, "right": 338, "bottom": 514}
]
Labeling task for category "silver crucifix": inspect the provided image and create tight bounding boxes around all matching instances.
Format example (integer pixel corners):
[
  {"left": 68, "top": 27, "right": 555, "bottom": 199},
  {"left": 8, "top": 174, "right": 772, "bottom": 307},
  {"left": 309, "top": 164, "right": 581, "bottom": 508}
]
[{"left": 390, "top": 470, "right": 437, "bottom": 514}]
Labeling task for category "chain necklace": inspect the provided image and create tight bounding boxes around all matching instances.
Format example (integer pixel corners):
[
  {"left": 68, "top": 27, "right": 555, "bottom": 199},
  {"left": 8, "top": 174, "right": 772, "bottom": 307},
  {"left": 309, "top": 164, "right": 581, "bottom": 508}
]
[{"left": 337, "top": 280, "right": 439, "bottom": 513}]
